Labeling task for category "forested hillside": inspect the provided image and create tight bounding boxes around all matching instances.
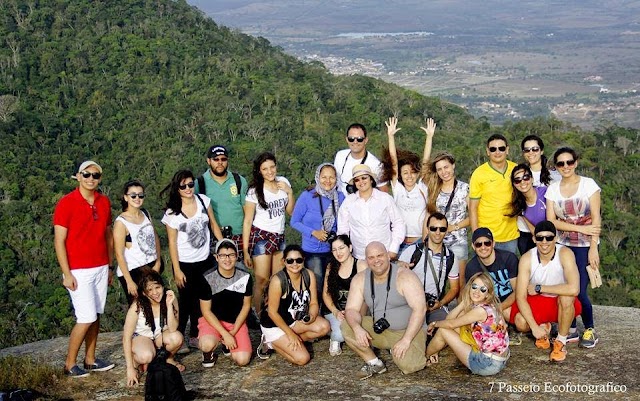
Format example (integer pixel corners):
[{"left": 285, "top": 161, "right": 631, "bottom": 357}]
[{"left": 0, "top": 0, "right": 638, "bottom": 348}]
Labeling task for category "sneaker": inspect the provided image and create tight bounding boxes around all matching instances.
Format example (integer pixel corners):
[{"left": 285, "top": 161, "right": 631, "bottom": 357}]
[
  {"left": 567, "top": 330, "right": 580, "bottom": 343},
  {"left": 579, "top": 328, "right": 599, "bottom": 348},
  {"left": 549, "top": 339, "right": 567, "bottom": 362},
  {"left": 508, "top": 327, "right": 522, "bottom": 346},
  {"left": 64, "top": 365, "right": 89, "bottom": 378},
  {"left": 188, "top": 337, "right": 199, "bottom": 349},
  {"left": 256, "top": 334, "right": 272, "bottom": 360},
  {"left": 202, "top": 351, "right": 217, "bottom": 368},
  {"left": 220, "top": 344, "right": 231, "bottom": 357},
  {"left": 356, "top": 362, "right": 387, "bottom": 380},
  {"left": 83, "top": 358, "right": 115, "bottom": 372},
  {"left": 329, "top": 340, "right": 342, "bottom": 356},
  {"left": 535, "top": 323, "right": 551, "bottom": 349}
]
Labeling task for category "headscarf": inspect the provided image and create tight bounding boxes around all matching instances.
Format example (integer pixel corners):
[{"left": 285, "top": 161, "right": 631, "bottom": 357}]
[{"left": 314, "top": 163, "right": 339, "bottom": 232}]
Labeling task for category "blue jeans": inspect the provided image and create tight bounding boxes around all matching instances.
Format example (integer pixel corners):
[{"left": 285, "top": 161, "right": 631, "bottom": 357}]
[
  {"left": 494, "top": 239, "right": 518, "bottom": 255},
  {"left": 569, "top": 246, "right": 594, "bottom": 329},
  {"left": 468, "top": 351, "right": 508, "bottom": 376},
  {"left": 304, "top": 251, "right": 330, "bottom": 304},
  {"left": 324, "top": 312, "right": 345, "bottom": 342}
]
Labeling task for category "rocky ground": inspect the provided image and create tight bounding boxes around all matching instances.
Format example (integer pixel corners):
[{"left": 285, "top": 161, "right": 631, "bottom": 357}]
[{"left": 1, "top": 305, "right": 638, "bottom": 400}]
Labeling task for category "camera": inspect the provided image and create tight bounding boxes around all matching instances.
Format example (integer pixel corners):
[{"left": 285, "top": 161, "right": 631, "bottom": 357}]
[
  {"left": 425, "top": 293, "right": 438, "bottom": 309},
  {"left": 294, "top": 306, "right": 311, "bottom": 323},
  {"left": 326, "top": 231, "right": 337, "bottom": 243},
  {"left": 345, "top": 184, "right": 356, "bottom": 194},
  {"left": 222, "top": 226, "right": 233, "bottom": 239},
  {"left": 372, "top": 317, "right": 390, "bottom": 334}
]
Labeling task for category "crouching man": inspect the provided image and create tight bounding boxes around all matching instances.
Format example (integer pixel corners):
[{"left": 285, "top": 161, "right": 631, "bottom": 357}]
[
  {"left": 341, "top": 242, "right": 426, "bottom": 379},
  {"left": 510, "top": 221, "right": 581, "bottom": 362}
]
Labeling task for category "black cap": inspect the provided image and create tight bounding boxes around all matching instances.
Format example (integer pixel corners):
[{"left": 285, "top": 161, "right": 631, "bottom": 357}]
[
  {"left": 207, "top": 145, "right": 228, "bottom": 158},
  {"left": 534, "top": 220, "right": 557, "bottom": 235},
  {"left": 472, "top": 227, "right": 494, "bottom": 243}
]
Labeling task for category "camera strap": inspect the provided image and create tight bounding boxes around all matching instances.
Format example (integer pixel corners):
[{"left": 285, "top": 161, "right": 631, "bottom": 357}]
[
  {"left": 370, "top": 264, "right": 393, "bottom": 320},
  {"left": 443, "top": 179, "right": 457, "bottom": 214},
  {"left": 425, "top": 245, "right": 446, "bottom": 299},
  {"left": 341, "top": 151, "right": 369, "bottom": 185}
]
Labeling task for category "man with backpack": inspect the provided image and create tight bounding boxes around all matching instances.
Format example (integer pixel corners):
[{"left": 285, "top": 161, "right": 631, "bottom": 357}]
[
  {"left": 398, "top": 212, "right": 460, "bottom": 325},
  {"left": 195, "top": 144, "right": 248, "bottom": 261}
]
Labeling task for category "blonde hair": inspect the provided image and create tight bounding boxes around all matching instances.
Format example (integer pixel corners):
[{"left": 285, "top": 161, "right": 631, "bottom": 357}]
[{"left": 460, "top": 272, "right": 502, "bottom": 315}]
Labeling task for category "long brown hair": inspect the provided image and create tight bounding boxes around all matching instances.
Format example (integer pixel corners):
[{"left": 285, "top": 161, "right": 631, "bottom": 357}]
[{"left": 424, "top": 152, "right": 456, "bottom": 214}]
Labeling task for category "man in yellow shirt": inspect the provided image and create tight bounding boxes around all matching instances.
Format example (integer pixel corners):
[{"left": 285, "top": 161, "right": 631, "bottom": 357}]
[{"left": 469, "top": 134, "right": 518, "bottom": 254}]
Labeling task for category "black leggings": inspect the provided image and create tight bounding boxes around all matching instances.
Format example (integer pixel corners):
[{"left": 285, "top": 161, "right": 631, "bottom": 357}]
[
  {"left": 176, "top": 255, "right": 214, "bottom": 338},
  {"left": 517, "top": 231, "right": 535, "bottom": 256}
]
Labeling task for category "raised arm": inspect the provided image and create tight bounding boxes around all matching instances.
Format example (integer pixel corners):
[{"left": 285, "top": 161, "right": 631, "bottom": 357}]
[
  {"left": 420, "top": 118, "right": 436, "bottom": 166},
  {"left": 385, "top": 116, "right": 401, "bottom": 184}
]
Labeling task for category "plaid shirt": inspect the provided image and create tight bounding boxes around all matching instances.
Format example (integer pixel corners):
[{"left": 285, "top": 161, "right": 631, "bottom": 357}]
[{"left": 248, "top": 226, "right": 284, "bottom": 256}]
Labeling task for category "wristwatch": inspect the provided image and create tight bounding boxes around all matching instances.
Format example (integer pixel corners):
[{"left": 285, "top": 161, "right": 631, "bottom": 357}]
[{"left": 535, "top": 284, "right": 542, "bottom": 294}]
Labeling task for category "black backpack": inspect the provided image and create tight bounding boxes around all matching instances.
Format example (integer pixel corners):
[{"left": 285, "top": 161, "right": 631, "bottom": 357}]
[
  {"left": 408, "top": 242, "right": 455, "bottom": 300},
  {"left": 197, "top": 172, "right": 243, "bottom": 198},
  {"left": 145, "top": 347, "right": 187, "bottom": 401}
]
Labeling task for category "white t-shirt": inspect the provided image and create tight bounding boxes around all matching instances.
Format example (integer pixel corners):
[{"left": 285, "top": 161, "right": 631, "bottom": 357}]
[
  {"left": 391, "top": 180, "right": 428, "bottom": 238},
  {"left": 161, "top": 194, "right": 211, "bottom": 263},
  {"left": 333, "top": 149, "right": 385, "bottom": 195},
  {"left": 246, "top": 176, "right": 291, "bottom": 234}
]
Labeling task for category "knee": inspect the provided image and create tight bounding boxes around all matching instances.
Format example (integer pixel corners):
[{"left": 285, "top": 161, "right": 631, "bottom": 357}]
[
  {"left": 291, "top": 351, "right": 310, "bottom": 366},
  {"left": 514, "top": 314, "right": 530, "bottom": 332},
  {"left": 135, "top": 349, "right": 155, "bottom": 365},
  {"left": 558, "top": 296, "right": 575, "bottom": 310},
  {"left": 233, "top": 352, "right": 251, "bottom": 367},
  {"left": 198, "top": 335, "right": 217, "bottom": 352},
  {"left": 318, "top": 319, "right": 331, "bottom": 336}
]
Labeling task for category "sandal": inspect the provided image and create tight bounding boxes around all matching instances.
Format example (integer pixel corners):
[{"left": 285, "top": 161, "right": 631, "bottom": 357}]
[{"left": 427, "top": 354, "right": 439, "bottom": 365}]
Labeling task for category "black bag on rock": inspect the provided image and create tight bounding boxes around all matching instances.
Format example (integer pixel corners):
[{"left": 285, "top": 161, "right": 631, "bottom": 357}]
[{"left": 145, "top": 347, "right": 187, "bottom": 401}]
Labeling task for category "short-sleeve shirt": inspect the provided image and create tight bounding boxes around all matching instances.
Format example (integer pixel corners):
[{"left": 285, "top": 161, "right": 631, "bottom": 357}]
[
  {"left": 465, "top": 249, "right": 518, "bottom": 302},
  {"left": 195, "top": 170, "right": 247, "bottom": 236},
  {"left": 435, "top": 180, "right": 470, "bottom": 247},
  {"left": 469, "top": 161, "right": 518, "bottom": 242},
  {"left": 392, "top": 180, "right": 428, "bottom": 238},
  {"left": 53, "top": 189, "right": 112, "bottom": 269},
  {"left": 197, "top": 267, "right": 253, "bottom": 324},
  {"left": 246, "top": 177, "right": 291, "bottom": 234},
  {"left": 545, "top": 176, "right": 600, "bottom": 247},
  {"left": 333, "top": 149, "right": 385, "bottom": 195},
  {"left": 399, "top": 245, "right": 459, "bottom": 297},
  {"left": 161, "top": 194, "right": 211, "bottom": 263}
]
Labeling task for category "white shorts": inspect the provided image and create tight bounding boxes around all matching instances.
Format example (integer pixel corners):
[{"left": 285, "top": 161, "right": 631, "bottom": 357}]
[
  {"left": 260, "top": 322, "right": 297, "bottom": 348},
  {"left": 65, "top": 265, "right": 109, "bottom": 324}
]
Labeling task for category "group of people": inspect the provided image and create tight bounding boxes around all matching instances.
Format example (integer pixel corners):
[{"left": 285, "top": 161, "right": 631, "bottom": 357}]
[{"left": 53, "top": 118, "right": 602, "bottom": 383}]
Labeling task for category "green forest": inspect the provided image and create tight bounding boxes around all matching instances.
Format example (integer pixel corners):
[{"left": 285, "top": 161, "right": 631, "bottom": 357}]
[{"left": 0, "top": 0, "right": 638, "bottom": 348}]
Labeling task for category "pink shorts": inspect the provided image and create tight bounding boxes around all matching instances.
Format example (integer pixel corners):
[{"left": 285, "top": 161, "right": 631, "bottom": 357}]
[{"left": 197, "top": 318, "right": 252, "bottom": 353}]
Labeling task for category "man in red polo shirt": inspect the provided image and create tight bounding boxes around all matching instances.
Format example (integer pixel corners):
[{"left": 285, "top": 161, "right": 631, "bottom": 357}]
[{"left": 53, "top": 161, "right": 115, "bottom": 377}]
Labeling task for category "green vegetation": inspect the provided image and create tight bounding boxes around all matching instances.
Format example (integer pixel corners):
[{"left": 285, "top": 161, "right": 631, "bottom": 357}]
[
  {"left": 0, "top": 355, "right": 60, "bottom": 394},
  {"left": 0, "top": 0, "right": 638, "bottom": 348}
]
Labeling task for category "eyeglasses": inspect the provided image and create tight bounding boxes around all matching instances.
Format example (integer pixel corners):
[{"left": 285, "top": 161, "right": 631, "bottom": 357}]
[
  {"left": 474, "top": 240, "right": 492, "bottom": 248},
  {"left": 212, "top": 157, "right": 228, "bottom": 162},
  {"left": 332, "top": 245, "right": 348, "bottom": 252},
  {"left": 353, "top": 175, "right": 369, "bottom": 183},
  {"left": 127, "top": 193, "right": 145, "bottom": 199},
  {"left": 535, "top": 235, "right": 555, "bottom": 242},
  {"left": 285, "top": 257, "right": 304, "bottom": 265},
  {"left": 178, "top": 181, "right": 195, "bottom": 190},
  {"left": 471, "top": 283, "right": 488, "bottom": 293},
  {"left": 513, "top": 174, "right": 532, "bottom": 184},
  {"left": 522, "top": 146, "right": 540, "bottom": 153},
  {"left": 80, "top": 171, "right": 102, "bottom": 179},
  {"left": 90, "top": 204, "right": 98, "bottom": 221},
  {"left": 347, "top": 136, "right": 365, "bottom": 143},
  {"left": 217, "top": 253, "right": 237, "bottom": 259},
  {"left": 429, "top": 226, "right": 447, "bottom": 233},
  {"left": 488, "top": 146, "right": 507, "bottom": 153},
  {"left": 555, "top": 159, "right": 576, "bottom": 168}
]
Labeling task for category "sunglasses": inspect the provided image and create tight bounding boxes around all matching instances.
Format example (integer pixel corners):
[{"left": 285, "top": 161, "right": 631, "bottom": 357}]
[
  {"left": 212, "top": 157, "right": 228, "bottom": 162},
  {"left": 347, "top": 136, "right": 365, "bottom": 143},
  {"left": 285, "top": 257, "right": 304, "bottom": 265},
  {"left": 217, "top": 253, "right": 237, "bottom": 260},
  {"left": 80, "top": 171, "right": 102, "bottom": 179},
  {"left": 513, "top": 174, "right": 532, "bottom": 184},
  {"left": 555, "top": 159, "right": 576, "bottom": 168},
  {"left": 535, "top": 234, "right": 555, "bottom": 242},
  {"left": 471, "top": 283, "right": 488, "bottom": 293},
  {"left": 488, "top": 146, "right": 507, "bottom": 153},
  {"left": 429, "top": 226, "right": 447, "bottom": 233},
  {"left": 473, "top": 240, "right": 492, "bottom": 248},
  {"left": 522, "top": 146, "right": 540, "bottom": 153},
  {"left": 90, "top": 204, "right": 98, "bottom": 221},
  {"left": 179, "top": 181, "right": 195, "bottom": 190},
  {"left": 353, "top": 175, "right": 370, "bottom": 183},
  {"left": 127, "top": 193, "right": 145, "bottom": 199}
]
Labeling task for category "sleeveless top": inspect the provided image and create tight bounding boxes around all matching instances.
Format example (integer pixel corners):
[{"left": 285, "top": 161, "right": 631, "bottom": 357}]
[
  {"left": 116, "top": 214, "right": 158, "bottom": 277},
  {"left": 363, "top": 264, "right": 412, "bottom": 330},
  {"left": 135, "top": 309, "right": 164, "bottom": 339},
  {"left": 471, "top": 304, "right": 509, "bottom": 354},
  {"left": 331, "top": 258, "right": 359, "bottom": 311},
  {"left": 529, "top": 244, "right": 566, "bottom": 297},
  {"left": 260, "top": 270, "right": 311, "bottom": 328}
]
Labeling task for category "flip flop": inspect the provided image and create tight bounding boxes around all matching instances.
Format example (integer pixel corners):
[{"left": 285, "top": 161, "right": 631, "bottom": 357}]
[{"left": 427, "top": 354, "right": 439, "bottom": 365}]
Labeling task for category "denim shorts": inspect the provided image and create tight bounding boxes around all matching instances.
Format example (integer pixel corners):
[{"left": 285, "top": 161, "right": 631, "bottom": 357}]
[
  {"left": 468, "top": 350, "right": 508, "bottom": 376},
  {"left": 252, "top": 239, "right": 286, "bottom": 256}
]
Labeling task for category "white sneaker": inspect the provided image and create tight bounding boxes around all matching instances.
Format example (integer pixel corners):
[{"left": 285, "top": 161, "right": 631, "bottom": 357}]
[{"left": 329, "top": 340, "right": 342, "bottom": 356}]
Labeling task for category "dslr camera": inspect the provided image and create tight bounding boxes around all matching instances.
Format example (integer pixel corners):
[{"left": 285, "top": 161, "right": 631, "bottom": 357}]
[
  {"left": 326, "top": 231, "right": 337, "bottom": 243},
  {"left": 294, "top": 306, "right": 311, "bottom": 323},
  {"left": 222, "top": 226, "right": 233, "bottom": 239},
  {"left": 372, "top": 317, "right": 390, "bottom": 334},
  {"left": 425, "top": 293, "right": 438, "bottom": 309},
  {"left": 345, "top": 184, "right": 357, "bottom": 194}
]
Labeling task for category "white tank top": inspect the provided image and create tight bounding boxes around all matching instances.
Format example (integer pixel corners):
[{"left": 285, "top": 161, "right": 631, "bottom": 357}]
[
  {"left": 528, "top": 244, "right": 566, "bottom": 297},
  {"left": 116, "top": 214, "right": 158, "bottom": 276},
  {"left": 135, "top": 310, "right": 163, "bottom": 339}
]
